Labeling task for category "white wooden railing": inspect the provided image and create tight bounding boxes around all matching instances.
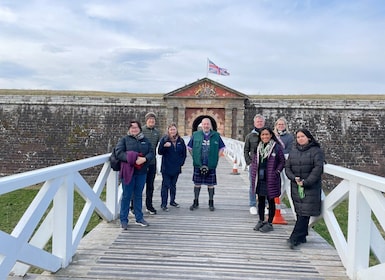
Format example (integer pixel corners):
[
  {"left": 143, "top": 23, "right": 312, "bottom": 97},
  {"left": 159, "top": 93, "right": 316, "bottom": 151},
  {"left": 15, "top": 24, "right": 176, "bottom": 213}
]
[
  {"left": 223, "top": 137, "right": 385, "bottom": 280},
  {"left": 0, "top": 154, "right": 121, "bottom": 279},
  {"left": 0, "top": 137, "right": 384, "bottom": 279}
]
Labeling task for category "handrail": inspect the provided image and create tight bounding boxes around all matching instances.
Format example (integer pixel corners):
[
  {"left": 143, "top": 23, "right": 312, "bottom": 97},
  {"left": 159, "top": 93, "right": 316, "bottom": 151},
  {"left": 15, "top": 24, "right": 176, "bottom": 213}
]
[
  {"left": 0, "top": 137, "right": 384, "bottom": 279},
  {"left": 0, "top": 154, "right": 121, "bottom": 278},
  {"left": 223, "top": 137, "right": 385, "bottom": 280}
]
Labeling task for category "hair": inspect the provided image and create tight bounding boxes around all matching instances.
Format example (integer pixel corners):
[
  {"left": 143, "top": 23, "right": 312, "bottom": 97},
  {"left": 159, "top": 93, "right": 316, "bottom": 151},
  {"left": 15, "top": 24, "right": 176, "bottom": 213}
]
[
  {"left": 167, "top": 122, "right": 179, "bottom": 137},
  {"left": 253, "top": 114, "right": 265, "bottom": 122},
  {"left": 273, "top": 117, "right": 290, "bottom": 134},
  {"left": 128, "top": 120, "right": 142, "bottom": 131},
  {"left": 258, "top": 126, "right": 281, "bottom": 145},
  {"left": 295, "top": 128, "right": 320, "bottom": 147}
]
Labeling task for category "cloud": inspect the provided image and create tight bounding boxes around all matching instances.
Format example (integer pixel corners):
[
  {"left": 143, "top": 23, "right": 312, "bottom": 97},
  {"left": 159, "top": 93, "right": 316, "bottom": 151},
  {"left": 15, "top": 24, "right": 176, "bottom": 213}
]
[{"left": 0, "top": 0, "right": 384, "bottom": 94}]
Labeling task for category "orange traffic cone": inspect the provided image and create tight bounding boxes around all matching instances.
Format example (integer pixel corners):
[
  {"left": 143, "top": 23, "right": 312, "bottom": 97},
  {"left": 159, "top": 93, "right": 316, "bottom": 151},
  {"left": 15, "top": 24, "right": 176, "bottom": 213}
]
[
  {"left": 230, "top": 160, "right": 239, "bottom": 175},
  {"left": 272, "top": 197, "right": 287, "bottom": 224}
]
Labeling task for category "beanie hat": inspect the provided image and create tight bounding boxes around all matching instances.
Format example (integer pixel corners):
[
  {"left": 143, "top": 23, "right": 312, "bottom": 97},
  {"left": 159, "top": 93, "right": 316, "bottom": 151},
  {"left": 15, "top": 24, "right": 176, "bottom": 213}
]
[{"left": 145, "top": 112, "right": 157, "bottom": 121}]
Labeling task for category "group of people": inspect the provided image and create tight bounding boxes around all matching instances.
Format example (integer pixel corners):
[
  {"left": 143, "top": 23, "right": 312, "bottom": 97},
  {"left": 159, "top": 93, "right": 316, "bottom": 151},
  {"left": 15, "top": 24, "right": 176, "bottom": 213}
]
[
  {"left": 244, "top": 114, "right": 324, "bottom": 249},
  {"left": 114, "top": 111, "right": 325, "bottom": 250},
  {"left": 115, "top": 113, "right": 224, "bottom": 230}
]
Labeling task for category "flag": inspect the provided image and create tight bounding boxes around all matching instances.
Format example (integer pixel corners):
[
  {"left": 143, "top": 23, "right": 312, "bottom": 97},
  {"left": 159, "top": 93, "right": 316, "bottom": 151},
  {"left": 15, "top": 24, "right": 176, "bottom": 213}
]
[{"left": 208, "top": 59, "right": 230, "bottom": 76}]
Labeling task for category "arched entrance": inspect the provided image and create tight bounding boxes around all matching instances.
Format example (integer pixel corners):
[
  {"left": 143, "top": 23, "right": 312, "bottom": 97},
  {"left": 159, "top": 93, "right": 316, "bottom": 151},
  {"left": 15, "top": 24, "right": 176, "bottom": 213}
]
[
  {"left": 163, "top": 77, "right": 248, "bottom": 140},
  {"left": 192, "top": 115, "right": 217, "bottom": 132}
]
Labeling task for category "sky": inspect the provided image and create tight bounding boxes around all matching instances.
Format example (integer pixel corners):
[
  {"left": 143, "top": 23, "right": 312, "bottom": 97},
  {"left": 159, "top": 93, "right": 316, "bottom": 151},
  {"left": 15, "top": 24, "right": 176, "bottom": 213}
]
[{"left": 0, "top": 0, "right": 384, "bottom": 95}]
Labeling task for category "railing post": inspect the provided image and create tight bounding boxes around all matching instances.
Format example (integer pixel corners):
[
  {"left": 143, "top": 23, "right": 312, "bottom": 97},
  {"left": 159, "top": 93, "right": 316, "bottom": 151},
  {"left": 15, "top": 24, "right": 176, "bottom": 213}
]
[
  {"left": 52, "top": 174, "right": 74, "bottom": 268},
  {"left": 106, "top": 170, "right": 120, "bottom": 219},
  {"left": 346, "top": 183, "right": 371, "bottom": 279}
]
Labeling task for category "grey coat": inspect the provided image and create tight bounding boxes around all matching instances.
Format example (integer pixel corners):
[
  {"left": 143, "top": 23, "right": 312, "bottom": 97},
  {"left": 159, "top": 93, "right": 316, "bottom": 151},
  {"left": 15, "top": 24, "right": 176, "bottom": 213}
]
[{"left": 285, "top": 141, "right": 324, "bottom": 216}]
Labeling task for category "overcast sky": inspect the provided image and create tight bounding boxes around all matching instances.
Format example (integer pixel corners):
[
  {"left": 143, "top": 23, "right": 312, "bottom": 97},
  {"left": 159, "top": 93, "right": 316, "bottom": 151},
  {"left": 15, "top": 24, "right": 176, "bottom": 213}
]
[{"left": 0, "top": 0, "right": 384, "bottom": 95}]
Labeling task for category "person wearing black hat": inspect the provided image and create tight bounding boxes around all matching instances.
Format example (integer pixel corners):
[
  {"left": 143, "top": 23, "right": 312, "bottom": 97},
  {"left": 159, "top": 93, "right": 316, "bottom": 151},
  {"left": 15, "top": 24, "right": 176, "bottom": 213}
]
[
  {"left": 285, "top": 128, "right": 325, "bottom": 249},
  {"left": 142, "top": 112, "right": 161, "bottom": 215}
]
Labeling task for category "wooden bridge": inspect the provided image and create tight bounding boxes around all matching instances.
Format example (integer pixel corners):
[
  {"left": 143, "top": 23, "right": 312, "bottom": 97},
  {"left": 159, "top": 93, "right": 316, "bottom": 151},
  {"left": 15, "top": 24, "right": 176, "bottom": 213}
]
[{"left": 25, "top": 155, "right": 347, "bottom": 280}]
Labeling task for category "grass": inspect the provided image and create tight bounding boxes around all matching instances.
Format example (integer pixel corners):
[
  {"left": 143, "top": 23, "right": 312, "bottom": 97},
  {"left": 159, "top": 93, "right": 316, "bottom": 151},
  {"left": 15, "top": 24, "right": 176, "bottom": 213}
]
[
  {"left": 0, "top": 187, "right": 104, "bottom": 274},
  {"left": 283, "top": 195, "right": 382, "bottom": 267}
]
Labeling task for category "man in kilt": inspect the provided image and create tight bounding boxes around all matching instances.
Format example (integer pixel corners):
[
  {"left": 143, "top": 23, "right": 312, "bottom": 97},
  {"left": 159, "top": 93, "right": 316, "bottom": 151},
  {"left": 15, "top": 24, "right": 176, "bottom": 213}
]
[{"left": 187, "top": 118, "right": 225, "bottom": 211}]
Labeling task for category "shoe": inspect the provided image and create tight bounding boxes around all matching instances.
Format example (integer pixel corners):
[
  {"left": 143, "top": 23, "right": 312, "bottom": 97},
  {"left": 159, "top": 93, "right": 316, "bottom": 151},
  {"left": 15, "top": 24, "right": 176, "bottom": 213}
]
[
  {"left": 190, "top": 199, "right": 199, "bottom": 211},
  {"left": 121, "top": 222, "right": 128, "bottom": 230},
  {"left": 287, "top": 239, "right": 296, "bottom": 249},
  {"left": 146, "top": 207, "right": 157, "bottom": 215},
  {"left": 162, "top": 206, "right": 169, "bottom": 212},
  {"left": 253, "top": 221, "right": 265, "bottom": 231},
  {"left": 135, "top": 219, "right": 149, "bottom": 227},
  {"left": 129, "top": 209, "right": 135, "bottom": 217},
  {"left": 209, "top": 200, "right": 215, "bottom": 211},
  {"left": 170, "top": 202, "right": 180, "bottom": 208},
  {"left": 259, "top": 223, "right": 274, "bottom": 233},
  {"left": 298, "top": 237, "right": 307, "bottom": 244},
  {"left": 249, "top": 206, "right": 257, "bottom": 215}
]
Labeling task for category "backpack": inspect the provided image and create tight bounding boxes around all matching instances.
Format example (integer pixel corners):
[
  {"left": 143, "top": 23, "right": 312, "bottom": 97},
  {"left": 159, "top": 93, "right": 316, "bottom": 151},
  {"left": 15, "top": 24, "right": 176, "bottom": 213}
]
[{"left": 109, "top": 147, "right": 121, "bottom": 171}]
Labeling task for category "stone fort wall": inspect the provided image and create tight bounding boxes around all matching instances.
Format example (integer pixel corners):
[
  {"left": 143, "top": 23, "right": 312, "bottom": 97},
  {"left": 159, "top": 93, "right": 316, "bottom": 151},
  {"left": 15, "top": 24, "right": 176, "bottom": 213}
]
[{"left": 1, "top": 92, "right": 384, "bottom": 179}]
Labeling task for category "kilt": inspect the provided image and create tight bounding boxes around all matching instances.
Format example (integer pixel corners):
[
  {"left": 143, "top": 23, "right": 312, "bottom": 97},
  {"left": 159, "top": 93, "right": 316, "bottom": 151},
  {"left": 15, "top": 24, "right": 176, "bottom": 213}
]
[{"left": 192, "top": 167, "right": 217, "bottom": 186}]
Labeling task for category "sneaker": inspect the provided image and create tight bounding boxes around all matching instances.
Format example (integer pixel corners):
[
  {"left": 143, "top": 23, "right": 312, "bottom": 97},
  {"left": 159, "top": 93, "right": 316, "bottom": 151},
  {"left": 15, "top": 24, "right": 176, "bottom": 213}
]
[
  {"left": 287, "top": 238, "right": 296, "bottom": 249},
  {"left": 162, "top": 206, "right": 169, "bottom": 212},
  {"left": 259, "top": 223, "right": 274, "bottom": 233},
  {"left": 121, "top": 222, "right": 128, "bottom": 230},
  {"left": 253, "top": 221, "right": 265, "bottom": 231},
  {"left": 170, "top": 202, "right": 180, "bottom": 208},
  {"left": 135, "top": 219, "right": 149, "bottom": 227},
  {"left": 146, "top": 207, "right": 157, "bottom": 215},
  {"left": 249, "top": 206, "right": 257, "bottom": 215}
]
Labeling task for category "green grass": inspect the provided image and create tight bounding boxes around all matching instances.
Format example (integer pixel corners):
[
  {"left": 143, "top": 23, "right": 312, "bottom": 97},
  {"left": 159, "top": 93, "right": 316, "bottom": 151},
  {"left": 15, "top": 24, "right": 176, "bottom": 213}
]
[
  {"left": 0, "top": 187, "right": 104, "bottom": 273},
  {"left": 283, "top": 196, "right": 382, "bottom": 267}
]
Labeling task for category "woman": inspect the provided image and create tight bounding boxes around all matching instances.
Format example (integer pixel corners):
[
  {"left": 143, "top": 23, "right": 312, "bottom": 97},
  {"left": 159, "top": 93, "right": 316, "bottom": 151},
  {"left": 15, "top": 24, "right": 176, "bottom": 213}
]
[
  {"left": 158, "top": 123, "right": 187, "bottom": 211},
  {"left": 273, "top": 117, "right": 294, "bottom": 157},
  {"left": 285, "top": 128, "right": 324, "bottom": 249},
  {"left": 250, "top": 127, "right": 285, "bottom": 233},
  {"left": 116, "top": 120, "right": 154, "bottom": 229}
]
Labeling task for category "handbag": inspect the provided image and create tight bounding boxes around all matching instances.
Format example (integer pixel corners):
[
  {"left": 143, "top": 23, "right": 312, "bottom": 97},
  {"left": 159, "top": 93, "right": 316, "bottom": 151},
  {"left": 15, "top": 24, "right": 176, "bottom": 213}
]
[{"left": 109, "top": 147, "right": 121, "bottom": 171}]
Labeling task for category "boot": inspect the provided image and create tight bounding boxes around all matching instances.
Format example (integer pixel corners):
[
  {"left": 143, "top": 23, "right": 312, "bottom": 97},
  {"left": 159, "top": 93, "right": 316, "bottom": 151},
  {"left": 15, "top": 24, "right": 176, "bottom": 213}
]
[
  {"left": 190, "top": 199, "right": 199, "bottom": 211},
  {"left": 209, "top": 200, "right": 215, "bottom": 211}
]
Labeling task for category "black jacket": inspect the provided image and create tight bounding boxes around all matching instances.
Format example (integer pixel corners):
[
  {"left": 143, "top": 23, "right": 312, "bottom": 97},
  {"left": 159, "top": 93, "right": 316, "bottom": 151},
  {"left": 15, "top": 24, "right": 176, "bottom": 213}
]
[
  {"left": 285, "top": 141, "right": 324, "bottom": 216},
  {"left": 115, "top": 133, "right": 154, "bottom": 175}
]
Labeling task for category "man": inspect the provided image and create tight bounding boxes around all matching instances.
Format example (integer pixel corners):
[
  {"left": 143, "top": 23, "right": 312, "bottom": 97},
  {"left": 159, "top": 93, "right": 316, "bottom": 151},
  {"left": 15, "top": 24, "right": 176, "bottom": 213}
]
[
  {"left": 243, "top": 114, "right": 265, "bottom": 215},
  {"left": 142, "top": 112, "right": 161, "bottom": 215},
  {"left": 187, "top": 118, "right": 225, "bottom": 211}
]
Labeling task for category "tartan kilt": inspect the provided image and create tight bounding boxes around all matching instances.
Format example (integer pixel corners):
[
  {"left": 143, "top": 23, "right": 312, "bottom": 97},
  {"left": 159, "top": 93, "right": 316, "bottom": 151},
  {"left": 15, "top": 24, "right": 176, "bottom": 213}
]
[{"left": 192, "top": 167, "right": 217, "bottom": 185}]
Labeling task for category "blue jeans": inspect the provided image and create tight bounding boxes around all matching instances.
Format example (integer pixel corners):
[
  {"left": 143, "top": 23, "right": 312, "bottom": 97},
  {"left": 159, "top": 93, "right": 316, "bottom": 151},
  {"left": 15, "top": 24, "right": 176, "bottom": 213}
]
[
  {"left": 249, "top": 168, "right": 257, "bottom": 207},
  {"left": 120, "top": 173, "right": 146, "bottom": 223},
  {"left": 161, "top": 173, "right": 179, "bottom": 207}
]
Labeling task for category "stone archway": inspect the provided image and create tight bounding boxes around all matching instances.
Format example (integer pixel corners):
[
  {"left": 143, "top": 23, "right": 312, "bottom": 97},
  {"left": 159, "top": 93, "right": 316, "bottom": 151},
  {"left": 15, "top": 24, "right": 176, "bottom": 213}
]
[
  {"left": 163, "top": 77, "right": 248, "bottom": 139},
  {"left": 192, "top": 115, "right": 217, "bottom": 132},
  {"left": 185, "top": 108, "right": 224, "bottom": 136}
]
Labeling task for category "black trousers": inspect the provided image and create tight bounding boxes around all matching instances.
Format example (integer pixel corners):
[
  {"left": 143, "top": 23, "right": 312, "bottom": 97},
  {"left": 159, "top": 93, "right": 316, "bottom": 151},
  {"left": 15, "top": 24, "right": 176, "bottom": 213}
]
[
  {"left": 145, "top": 163, "right": 157, "bottom": 209},
  {"left": 289, "top": 215, "right": 310, "bottom": 242}
]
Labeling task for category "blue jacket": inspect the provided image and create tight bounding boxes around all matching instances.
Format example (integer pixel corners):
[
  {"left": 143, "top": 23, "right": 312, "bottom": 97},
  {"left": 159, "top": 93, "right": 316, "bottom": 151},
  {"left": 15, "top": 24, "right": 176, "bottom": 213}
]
[
  {"left": 115, "top": 133, "right": 154, "bottom": 175},
  {"left": 158, "top": 135, "right": 187, "bottom": 176}
]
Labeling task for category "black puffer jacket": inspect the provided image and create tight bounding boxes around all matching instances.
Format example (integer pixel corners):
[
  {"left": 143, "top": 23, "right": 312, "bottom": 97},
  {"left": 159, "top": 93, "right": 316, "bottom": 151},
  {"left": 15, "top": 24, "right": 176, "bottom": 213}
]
[
  {"left": 285, "top": 141, "right": 324, "bottom": 216},
  {"left": 115, "top": 133, "right": 154, "bottom": 175}
]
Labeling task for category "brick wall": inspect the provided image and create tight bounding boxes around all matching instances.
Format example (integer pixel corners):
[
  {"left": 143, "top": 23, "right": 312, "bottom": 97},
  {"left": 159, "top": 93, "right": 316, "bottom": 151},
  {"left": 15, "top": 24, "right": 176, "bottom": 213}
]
[{"left": 1, "top": 93, "right": 384, "bottom": 179}]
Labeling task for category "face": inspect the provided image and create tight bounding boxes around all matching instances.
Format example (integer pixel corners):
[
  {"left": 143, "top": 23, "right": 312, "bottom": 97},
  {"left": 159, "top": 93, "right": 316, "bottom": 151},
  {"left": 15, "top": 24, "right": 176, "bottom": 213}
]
[
  {"left": 129, "top": 123, "right": 140, "bottom": 136},
  {"left": 276, "top": 120, "right": 286, "bottom": 131},
  {"left": 201, "top": 119, "right": 212, "bottom": 133},
  {"left": 260, "top": 129, "right": 272, "bottom": 143},
  {"left": 254, "top": 117, "right": 265, "bottom": 129},
  {"left": 296, "top": 131, "right": 310, "bottom": 146},
  {"left": 168, "top": 126, "right": 177, "bottom": 137},
  {"left": 146, "top": 117, "right": 156, "bottom": 128}
]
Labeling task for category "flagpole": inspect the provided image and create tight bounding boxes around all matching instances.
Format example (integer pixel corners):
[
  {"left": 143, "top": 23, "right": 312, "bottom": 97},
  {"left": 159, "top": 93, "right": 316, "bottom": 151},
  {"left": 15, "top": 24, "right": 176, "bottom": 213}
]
[{"left": 206, "top": 58, "right": 209, "bottom": 77}]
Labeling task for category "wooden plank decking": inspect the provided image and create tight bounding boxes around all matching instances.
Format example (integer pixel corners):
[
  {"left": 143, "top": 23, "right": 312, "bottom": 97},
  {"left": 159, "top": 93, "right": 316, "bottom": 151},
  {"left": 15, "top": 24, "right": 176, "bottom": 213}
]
[{"left": 20, "top": 155, "right": 348, "bottom": 280}]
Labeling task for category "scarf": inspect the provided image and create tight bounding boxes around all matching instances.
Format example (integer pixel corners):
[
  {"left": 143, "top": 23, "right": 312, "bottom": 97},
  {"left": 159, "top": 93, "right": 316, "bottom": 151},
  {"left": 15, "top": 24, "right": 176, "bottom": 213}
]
[
  {"left": 258, "top": 139, "right": 275, "bottom": 162},
  {"left": 277, "top": 129, "right": 287, "bottom": 136}
]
